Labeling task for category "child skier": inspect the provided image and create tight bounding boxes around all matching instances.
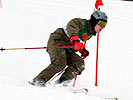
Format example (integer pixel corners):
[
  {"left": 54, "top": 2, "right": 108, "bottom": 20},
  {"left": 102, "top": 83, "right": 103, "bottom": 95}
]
[{"left": 31, "top": 10, "right": 108, "bottom": 86}]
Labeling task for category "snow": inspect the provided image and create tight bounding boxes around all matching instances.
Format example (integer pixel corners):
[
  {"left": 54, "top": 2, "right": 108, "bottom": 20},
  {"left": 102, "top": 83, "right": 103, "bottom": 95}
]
[{"left": 0, "top": 0, "right": 133, "bottom": 100}]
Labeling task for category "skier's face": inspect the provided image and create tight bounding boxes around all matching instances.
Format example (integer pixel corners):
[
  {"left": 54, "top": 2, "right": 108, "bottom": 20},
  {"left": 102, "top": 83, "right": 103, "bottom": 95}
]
[
  {"left": 94, "top": 24, "right": 104, "bottom": 33},
  {"left": 94, "top": 20, "right": 107, "bottom": 33}
]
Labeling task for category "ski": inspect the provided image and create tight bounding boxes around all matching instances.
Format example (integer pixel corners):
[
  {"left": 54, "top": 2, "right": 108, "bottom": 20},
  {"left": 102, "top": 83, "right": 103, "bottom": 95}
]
[
  {"left": 69, "top": 87, "right": 118, "bottom": 100},
  {"left": 69, "top": 88, "right": 88, "bottom": 94},
  {"left": 104, "top": 97, "right": 118, "bottom": 100},
  {"left": 28, "top": 81, "right": 118, "bottom": 100}
]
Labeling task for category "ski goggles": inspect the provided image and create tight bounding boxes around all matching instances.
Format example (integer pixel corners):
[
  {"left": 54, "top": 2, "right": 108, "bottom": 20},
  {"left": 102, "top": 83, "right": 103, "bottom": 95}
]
[{"left": 97, "top": 21, "right": 107, "bottom": 28}]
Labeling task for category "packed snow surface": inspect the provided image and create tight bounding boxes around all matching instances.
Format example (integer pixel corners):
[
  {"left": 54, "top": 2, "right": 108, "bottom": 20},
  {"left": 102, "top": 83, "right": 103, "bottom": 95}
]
[{"left": 0, "top": 0, "right": 133, "bottom": 100}]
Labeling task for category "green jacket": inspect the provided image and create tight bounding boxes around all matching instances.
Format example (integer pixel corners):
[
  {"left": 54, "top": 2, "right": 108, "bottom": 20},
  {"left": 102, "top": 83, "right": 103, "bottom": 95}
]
[
  {"left": 47, "top": 18, "right": 96, "bottom": 52},
  {"left": 64, "top": 18, "right": 96, "bottom": 42}
]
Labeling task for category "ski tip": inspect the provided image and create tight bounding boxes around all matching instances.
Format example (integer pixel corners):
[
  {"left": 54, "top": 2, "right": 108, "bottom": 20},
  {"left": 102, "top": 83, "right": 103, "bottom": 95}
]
[
  {"left": 114, "top": 97, "right": 118, "bottom": 100},
  {"left": 104, "top": 97, "right": 118, "bottom": 100},
  {"left": 82, "top": 88, "right": 88, "bottom": 92},
  {"left": 70, "top": 88, "right": 88, "bottom": 94},
  {"left": 28, "top": 81, "right": 34, "bottom": 86}
]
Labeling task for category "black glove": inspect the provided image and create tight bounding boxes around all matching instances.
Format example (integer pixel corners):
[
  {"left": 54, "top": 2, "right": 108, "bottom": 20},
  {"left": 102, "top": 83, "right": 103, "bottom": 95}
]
[{"left": 80, "top": 48, "right": 89, "bottom": 59}]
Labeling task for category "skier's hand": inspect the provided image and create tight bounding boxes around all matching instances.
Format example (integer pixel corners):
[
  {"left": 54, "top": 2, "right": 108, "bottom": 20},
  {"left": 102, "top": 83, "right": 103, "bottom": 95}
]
[
  {"left": 70, "top": 36, "right": 84, "bottom": 51},
  {"left": 80, "top": 48, "right": 89, "bottom": 59},
  {"left": 73, "top": 41, "right": 84, "bottom": 51}
]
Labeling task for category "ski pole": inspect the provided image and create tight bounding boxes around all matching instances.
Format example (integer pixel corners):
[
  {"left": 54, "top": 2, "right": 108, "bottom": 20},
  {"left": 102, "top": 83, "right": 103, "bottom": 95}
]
[
  {"left": 73, "top": 75, "right": 77, "bottom": 87},
  {"left": 73, "top": 41, "right": 86, "bottom": 87},
  {"left": 0, "top": 46, "right": 74, "bottom": 52},
  {"left": 47, "top": 69, "right": 65, "bottom": 84}
]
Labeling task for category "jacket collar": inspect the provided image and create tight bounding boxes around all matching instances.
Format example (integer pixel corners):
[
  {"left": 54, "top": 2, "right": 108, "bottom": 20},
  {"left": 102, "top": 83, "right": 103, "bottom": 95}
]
[{"left": 87, "top": 20, "right": 97, "bottom": 36}]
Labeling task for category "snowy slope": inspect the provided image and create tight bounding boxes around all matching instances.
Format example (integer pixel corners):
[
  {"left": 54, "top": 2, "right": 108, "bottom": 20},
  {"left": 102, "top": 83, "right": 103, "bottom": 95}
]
[{"left": 0, "top": 0, "right": 133, "bottom": 100}]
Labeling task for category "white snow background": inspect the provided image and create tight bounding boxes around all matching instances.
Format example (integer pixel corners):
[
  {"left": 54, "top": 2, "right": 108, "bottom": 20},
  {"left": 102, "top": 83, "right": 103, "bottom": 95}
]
[{"left": 0, "top": 0, "right": 133, "bottom": 100}]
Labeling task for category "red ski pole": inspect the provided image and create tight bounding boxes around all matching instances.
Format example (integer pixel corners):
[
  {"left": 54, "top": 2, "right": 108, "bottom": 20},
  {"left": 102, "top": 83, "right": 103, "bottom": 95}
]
[
  {"left": 73, "top": 75, "right": 77, "bottom": 87},
  {"left": 72, "top": 41, "right": 86, "bottom": 87},
  {"left": 0, "top": 46, "right": 73, "bottom": 52}
]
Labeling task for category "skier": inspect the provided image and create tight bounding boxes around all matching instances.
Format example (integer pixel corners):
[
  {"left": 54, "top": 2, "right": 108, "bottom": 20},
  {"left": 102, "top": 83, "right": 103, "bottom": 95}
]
[{"left": 30, "top": 10, "right": 108, "bottom": 86}]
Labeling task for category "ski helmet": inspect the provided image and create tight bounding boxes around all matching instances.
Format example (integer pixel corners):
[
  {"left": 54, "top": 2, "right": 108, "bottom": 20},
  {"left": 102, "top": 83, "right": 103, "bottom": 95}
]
[{"left": 90, "top": 10, "right": 108, "bottom": 28}]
